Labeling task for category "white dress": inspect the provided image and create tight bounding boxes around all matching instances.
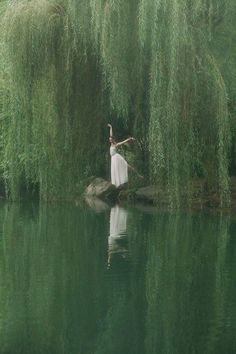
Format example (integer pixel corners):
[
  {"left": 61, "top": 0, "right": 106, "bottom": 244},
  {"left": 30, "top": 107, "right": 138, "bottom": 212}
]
[
  {"left": 110, "top": 145, "right": 128, "bottom": 187},
  {"left": 108, "top": 205, "right": 128, "bottom": 266}
]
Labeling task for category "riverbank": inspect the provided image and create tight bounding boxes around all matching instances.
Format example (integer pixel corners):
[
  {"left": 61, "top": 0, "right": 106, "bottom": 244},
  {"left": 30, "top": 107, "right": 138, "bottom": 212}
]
[{"left": 85, "top": 177, "right": 236, "bottom": 213}]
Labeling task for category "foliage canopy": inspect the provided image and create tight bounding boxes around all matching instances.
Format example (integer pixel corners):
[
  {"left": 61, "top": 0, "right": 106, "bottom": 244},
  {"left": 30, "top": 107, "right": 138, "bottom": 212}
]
[{"left": 0, "top": 0, "right": 235, "bottom": 205}]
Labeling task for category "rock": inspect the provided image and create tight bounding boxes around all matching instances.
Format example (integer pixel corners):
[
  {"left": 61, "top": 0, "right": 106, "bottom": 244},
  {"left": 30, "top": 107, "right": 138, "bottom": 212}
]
[
  {"left": 118, "top": 188, "right": 136, "bottom": 201},
  {"left": 135, "top": 185, "right": 159, "bottom": 203},
  {"left": 85, "top": 177, "right": 117, "bottom": 200}
]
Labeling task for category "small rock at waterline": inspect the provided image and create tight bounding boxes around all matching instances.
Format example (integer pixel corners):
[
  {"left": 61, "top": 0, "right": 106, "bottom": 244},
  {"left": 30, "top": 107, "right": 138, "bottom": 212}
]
[{"left": 85, "top": 177, "right": 117, "bottom": 199}]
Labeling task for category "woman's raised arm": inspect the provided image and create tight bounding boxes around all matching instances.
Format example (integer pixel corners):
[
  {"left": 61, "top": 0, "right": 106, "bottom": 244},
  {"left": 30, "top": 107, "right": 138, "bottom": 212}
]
[
  {"left": 116, "top": 137, "right": 135, "bottom": 147},
  {"left": 107, "top": 123, "right": 113, "bottom": 137}
]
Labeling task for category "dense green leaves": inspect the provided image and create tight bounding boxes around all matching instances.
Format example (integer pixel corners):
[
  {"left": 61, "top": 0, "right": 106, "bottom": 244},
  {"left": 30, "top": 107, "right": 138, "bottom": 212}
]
[{"left": 0, "top": 0, "right": 235, "bottom": 204}]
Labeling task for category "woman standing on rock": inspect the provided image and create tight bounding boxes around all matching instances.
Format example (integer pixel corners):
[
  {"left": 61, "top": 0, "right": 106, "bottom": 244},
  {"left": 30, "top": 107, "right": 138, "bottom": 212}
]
[{"left": 108, "top": 123, "right": 143, "bottom": 188}]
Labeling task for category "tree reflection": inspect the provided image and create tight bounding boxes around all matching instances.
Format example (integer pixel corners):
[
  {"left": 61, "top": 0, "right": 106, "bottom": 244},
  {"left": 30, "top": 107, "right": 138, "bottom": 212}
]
[
  {"left": 0, "top": 202, "right": 108, "bottom": 353},
  {"left": 0, "top": 202, "right": 235, "bottom": 354},
  {"left": 144, "top": 212, "right": 234, "bottom": 354}
]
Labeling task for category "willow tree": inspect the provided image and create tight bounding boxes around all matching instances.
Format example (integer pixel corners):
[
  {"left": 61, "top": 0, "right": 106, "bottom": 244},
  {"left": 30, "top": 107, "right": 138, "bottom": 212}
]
[
  {"left": 1, "top": 0, "right": 108, "bottom": 200},
  {"left": 1, "top": 0, "right": 233, "bottom": 205}
]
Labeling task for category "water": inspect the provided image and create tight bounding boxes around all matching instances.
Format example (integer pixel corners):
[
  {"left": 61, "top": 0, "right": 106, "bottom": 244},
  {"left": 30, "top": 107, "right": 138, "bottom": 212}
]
[{"left": 0, "top": 200, "right": 236, "bottom": 354}]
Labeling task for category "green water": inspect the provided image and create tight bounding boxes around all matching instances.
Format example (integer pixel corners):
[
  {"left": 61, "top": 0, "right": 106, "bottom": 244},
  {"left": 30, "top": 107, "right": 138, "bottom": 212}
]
[{"left": 0, "top": 200, "right": 235, "bottom": 354}]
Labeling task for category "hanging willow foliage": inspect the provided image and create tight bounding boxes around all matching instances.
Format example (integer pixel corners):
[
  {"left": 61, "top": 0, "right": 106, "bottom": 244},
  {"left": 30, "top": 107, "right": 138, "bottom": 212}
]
[
  {"left": 0, "top": 0, "right": 233, "bottom": 205},
  {"left": 1, "top": 0, "right": 108, "bottom": 200}
]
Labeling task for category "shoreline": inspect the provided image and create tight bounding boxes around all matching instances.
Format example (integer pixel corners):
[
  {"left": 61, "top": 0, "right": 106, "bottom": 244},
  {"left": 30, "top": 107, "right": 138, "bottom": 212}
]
[
  {"left": 1, "top": 177, "right": 236, "bottom": 215},
  {"left": 84, "top": 177, "right": 236, "bottom": 215}
]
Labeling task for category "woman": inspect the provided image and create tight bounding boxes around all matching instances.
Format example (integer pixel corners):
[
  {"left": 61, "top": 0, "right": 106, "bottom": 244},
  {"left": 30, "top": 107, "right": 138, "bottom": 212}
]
[{"left": 108, "top": 123, "right": 143, "bottom": 187}]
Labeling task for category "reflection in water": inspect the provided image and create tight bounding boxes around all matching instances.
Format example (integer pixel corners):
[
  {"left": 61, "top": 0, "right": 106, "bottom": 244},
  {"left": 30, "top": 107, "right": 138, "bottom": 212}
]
[
  {"left": 108, "top": 205, "right": 128, "bottom": 268},
  {"left": 144, "top": 213, "right": 235, "bottom": 354},
  {"left": 0, "top": 202, "right": 108, "bottom": 354},
  {"left": 85, "top": 196, "right": 109, "bottom": 213},
  {"left": 0, "top": 202, "right": 235, "bottom": 354}
]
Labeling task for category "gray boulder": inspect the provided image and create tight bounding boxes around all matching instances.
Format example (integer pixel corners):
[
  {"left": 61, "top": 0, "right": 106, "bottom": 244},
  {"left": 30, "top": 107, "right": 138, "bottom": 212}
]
[
  {"left": 135, "top": 185, "right": 158, "bottom": 203},
  {"left": 85, "top": 177, "right": 117, "bottom": 200}
]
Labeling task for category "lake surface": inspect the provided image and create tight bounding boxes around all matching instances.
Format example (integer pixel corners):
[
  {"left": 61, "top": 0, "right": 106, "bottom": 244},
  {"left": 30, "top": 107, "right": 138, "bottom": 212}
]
[{"left": 0, "top": 200, "right": 235, "bottom": 354}]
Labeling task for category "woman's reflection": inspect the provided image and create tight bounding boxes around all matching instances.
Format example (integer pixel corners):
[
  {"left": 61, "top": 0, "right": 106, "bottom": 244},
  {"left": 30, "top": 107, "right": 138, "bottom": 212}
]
[{"left": 108, "top": 205, "right": 129, "bottom": 268}]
